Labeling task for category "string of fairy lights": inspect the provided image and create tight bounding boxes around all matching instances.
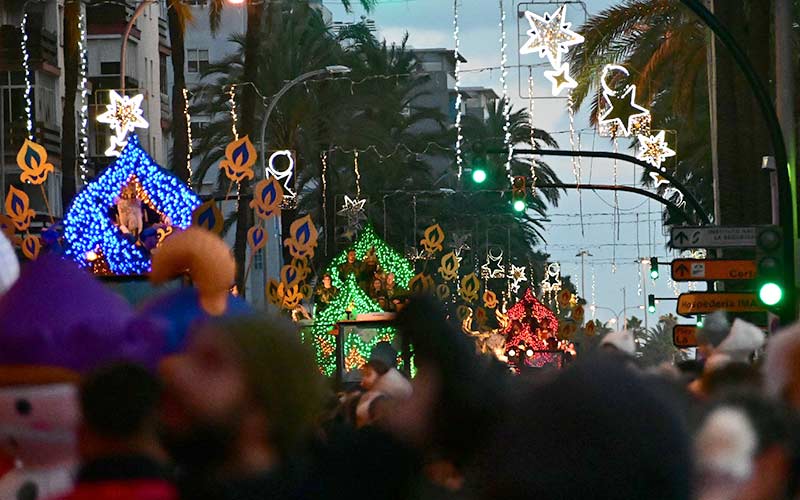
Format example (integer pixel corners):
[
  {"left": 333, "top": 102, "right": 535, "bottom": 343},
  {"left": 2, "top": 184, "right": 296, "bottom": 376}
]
[
  {"left": 497, "top": 0, "right": 513, "bottom": 185},
  {"left": 453, "top": 0, "right": 464, "bottom": 180},
  {"left": 78, "top": 12, "right": 89, "bottom": 185},
  {"left": 21, "top": 13, "right": 33, "bottom": 140},
  {"left": 182, "top": 88, "right": 193, "bottom": 183}
]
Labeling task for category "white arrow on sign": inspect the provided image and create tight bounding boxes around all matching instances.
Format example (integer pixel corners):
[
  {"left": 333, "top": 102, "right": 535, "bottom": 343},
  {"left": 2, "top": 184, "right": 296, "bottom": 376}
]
[{"left": 671, "top": 226, "right": 757, "bottom": 249}]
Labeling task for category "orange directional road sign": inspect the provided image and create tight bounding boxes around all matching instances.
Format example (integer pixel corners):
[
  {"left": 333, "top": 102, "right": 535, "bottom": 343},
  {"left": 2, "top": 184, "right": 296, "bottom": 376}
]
[
  {"left": 677, "top": 292, "right": 761, "bottom": 317},
  {"left": 671, "top": 259, "right": 756, "bottom": 282},
  {"left": 673, "top": 325, "right": 697, "bottom": 348}
]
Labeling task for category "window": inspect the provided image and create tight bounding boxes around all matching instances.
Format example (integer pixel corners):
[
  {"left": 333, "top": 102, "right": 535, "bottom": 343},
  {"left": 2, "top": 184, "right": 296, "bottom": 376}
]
[
  {"left": 159, "top": 56, "right": 168, "bottom": 94},
  {"left": 187, "top": 49, "right": 209, "bottom": 73},
  {"left": 421, "top": 61, "right": 443, "bottom": 72},
  {"left": 187, "top": 0, "right": 208, "bottom": 5},
  {"left": 191, "top": 121, "right": 209, "bottom": 143},
  {"left": 100, "top": 62, "right": 121, "bottom": 75}
]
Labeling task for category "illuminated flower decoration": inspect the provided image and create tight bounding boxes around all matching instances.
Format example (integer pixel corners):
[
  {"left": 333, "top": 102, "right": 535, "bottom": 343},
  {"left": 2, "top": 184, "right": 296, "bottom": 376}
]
[
  {"left": 483, "top": 290, "right": 498, "bottom": 309},
  {"left": 420, "top": 223, "right": 445, "bottom": 255},
  {"left": 250, "top": 177, "right": 284, "bottom": 220},
  {"left": 409, "top": 272, "right": 435, "bottom": 295},
  {"left": 5, "top": 186, "right": 35, "bottom": 231},
  {"left": 584, "top": 320, "right": 596, "bottom": 337},
  {"left": 21, "top": 235, "right": 41, "bottom": 260},
  {"left": 509, "top": 264, "right": 527, "bottom": 294},
  {"left": 62, "top": 135, "right": 200, "bottom": 275},
  {"left": 247, "top": 225, "right": 267, "bottom": 252},
  {"left": 281, "top": 283, "right": 304, "bottom": 310},
  {"left": 637, "top": 130, "right": 676, "bottom": 168},
  {"left": 16, "top": 139, "right": 54, "bottom": 185},
  {"left": 266, "top": 278, "right": 282, "bottom": 306},
  {"left": 520, "top": 5, "right": 584, "bottom": 69},
  {"left": 96, "top": 90, "right": 149, "bottom": 142},
  {"left": 436, "top": 284, "right": 451, "bottom": 301},
  {"left": 438, "top": 251, "right": 460, "bottom": 282},
  {"left": 459, "top": 272, "right": 480, "bottom": 303},
  {"left": 0, "top": 215, "right": 18, "bottom": 243},
  {"left": 456, "top": 305, "right": 472, "bottom": 322},
  {"left": 156, "top": 225, "right": 174, "bottom": 248},
  {"left": 219, "top": 136, "right": 257, "bottom": 183},
  {"left": 192, "top": 201, "right": 224, "bottom": 234},
  {"left": 283, "top": 215, "right": 318, "bottom": 260}
]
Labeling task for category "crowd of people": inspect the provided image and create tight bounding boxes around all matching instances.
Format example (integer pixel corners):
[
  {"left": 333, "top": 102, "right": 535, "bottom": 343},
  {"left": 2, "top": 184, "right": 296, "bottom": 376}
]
[
  {"left": 315, "top": 248, "right": 407, "bottom": 312},
  {"left": 17, "top": 296, "right": 800, "bottom": 500}
]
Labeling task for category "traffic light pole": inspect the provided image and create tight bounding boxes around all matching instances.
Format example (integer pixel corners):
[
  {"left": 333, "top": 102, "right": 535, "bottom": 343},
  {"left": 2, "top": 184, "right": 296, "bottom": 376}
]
[{"left": 679, "top": 0, "right": 797, "bottom": 323}]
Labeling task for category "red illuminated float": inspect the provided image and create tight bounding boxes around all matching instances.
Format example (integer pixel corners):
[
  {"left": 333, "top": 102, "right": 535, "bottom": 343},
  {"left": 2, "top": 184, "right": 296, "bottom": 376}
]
[{"left": 503, "top": 288, "right": 564, "bottom": 368}]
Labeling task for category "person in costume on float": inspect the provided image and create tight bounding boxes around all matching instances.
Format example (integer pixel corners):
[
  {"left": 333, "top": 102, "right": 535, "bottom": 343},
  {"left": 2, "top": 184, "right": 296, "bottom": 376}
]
[
  {"left": 384, "top": 272, "right": 405, "bottom": 300},
  {"left": 338, "top": 249, "right": 363, "bottom": 282},
  {"left": 115, "top": 184, "right": 145, "bottom": 239},
  {"left": 360, "top": 247, "right": 379, "bottom": 289},
  {"left": 314, "top": 274, "right": 338, "bottom": 310}
]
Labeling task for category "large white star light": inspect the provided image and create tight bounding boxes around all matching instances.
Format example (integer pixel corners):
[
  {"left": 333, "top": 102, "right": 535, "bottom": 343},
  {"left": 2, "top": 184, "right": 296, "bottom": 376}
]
[
  {"left": 637, "top": 130, "right": 676, "bottom": 168},
  {"left": 96, "top": 90, "right": 149, "bottom": 142},
  {"left": 520, "top": 6, "right": 584, "bottom": 69}
]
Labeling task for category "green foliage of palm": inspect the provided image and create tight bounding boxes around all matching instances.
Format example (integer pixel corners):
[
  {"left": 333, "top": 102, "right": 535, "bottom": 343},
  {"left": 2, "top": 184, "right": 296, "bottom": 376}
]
[
  {"left": 567, "top": 0, "right": 712, "bottom": 221},
  {"left": 638, "top": 314, "right": 687, "bottom": 366}
]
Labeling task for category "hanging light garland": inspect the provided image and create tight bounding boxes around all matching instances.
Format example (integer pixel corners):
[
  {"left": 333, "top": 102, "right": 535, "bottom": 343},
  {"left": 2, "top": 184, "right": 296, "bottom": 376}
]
[
  {"left": 182, "top": 88, "right": 193, "bottom": 184},
  {"left": 527, "top": 68, "right": 537, "bottom": 190},
  {"left": 77, "top": 12, "right": 89, "bottom": 184},
  {"left": 21, "top": 13, "right": 33, "bottom": 140},
  {"left": 567, "top": 93, "right": 580, "bottom": 189},
  {"left": 228, "top": 85, "right": 239, "bottom": 140},
  {"left": 498, "top": 0, "right": 513, "bottom": 185},
  {"left": 321, "top": 151, "right": 328, "bottom": 254},
  {"left": 453, "top": 0, "right": 464, "bottom": 180}
]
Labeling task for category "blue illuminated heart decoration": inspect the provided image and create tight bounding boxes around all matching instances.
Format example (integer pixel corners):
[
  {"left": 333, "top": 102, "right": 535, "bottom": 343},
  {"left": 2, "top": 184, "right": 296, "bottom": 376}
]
[{"left": 62, "top": 135, "right": 201, "bottom": 275}]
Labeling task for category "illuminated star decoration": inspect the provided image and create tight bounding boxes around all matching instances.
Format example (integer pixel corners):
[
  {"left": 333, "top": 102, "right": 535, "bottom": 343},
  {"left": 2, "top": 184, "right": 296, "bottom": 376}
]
[
  {"left": 599, "top": 85, "right": 649, "bottom": 137},
  {"left": 543, "top": 62, "right": 578, "bottom": 96},
  {"left": 597, "top": 65, "right": 650, "bottom": 137},
  {"left": 337, "top": 195, "right": 367, "bottom": 238},
  {"left": 481, "top": 248, "right": 506, "bottom": 279},
  {"left": 520, "top": 6, "right": 584, "bottom": 69},
  {"left": 509, "top": 264, "right": 527, "bottom": 294},
  {"left": 96, "top": 90, "right": 149, "bottom": 156},
  {"left": 637, "top": 130, "right": 676, "bottom": 168}
]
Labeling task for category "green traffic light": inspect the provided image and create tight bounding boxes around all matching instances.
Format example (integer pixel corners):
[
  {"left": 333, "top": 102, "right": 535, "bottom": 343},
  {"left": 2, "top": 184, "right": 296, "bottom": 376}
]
[
  {"left": 696, "top": 315, "right": 704, "bottom": 328},
  {"left": 649, "top": 269, "right": 659, "bottom": 280},
  {"left": 647, "top": 305, "right": 656, "bottom": 313},
  {"left": 472, "top": 168, "right": 487, "bottom": 184},
  {"left": 759, "top": 282, "right": 783, "bottom": 306},
  {"left": 513, "top": 199, "right": 526, "bottom": 212}
]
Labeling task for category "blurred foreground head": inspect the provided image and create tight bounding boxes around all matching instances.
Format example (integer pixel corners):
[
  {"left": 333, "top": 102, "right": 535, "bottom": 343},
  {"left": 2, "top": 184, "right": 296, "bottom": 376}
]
[
  {"left": 764, "top": 321, "right": 800, "bottom": 410},
  {"left": 479, "top": 356, "right": 691, "bottom": 500},
  {"left": 160, "top": 316, "right": 326, "bottom": 472}
]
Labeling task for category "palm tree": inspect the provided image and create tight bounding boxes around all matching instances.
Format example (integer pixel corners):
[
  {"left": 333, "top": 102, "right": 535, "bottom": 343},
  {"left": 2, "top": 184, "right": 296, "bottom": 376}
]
[
  {"left": 566, "top": 1, "right": 712, "bottom": 220},
  {"left": 61, "top": 0, "right": 81, "bottom": 203},
  {"left": 231, "top": 0, "right": 378, "bottom": 294},
  {"left": 638, "top": 314, "right": 686, "bottom": 366},
  {"left": 166, "top": 0, "right": 200, "bottom": 182}
]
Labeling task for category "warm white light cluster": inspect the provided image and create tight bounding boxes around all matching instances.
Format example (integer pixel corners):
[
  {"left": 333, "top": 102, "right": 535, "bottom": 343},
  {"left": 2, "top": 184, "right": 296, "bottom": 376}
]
[
  {"left": 509, "top": 264, "right": 527, "bottom": 294},
  {"left": 78, "top": 12, "right": 89, "bottom": 184},
  {"left": 520, "top": 5, "right": 583, "bottom": 96},
  {"left": 598, "top": 65, "right": 650, "bottom": 137},
  {"left": 453, "top": 0, "right": 464, "bottom": 180}
]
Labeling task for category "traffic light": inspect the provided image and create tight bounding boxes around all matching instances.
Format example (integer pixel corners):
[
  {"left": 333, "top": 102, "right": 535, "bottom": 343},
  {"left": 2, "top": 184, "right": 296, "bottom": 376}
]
[
  {"left": 647, "top": 294, "right": 656, "bottom": 313},
  {"left": 755, "top": 226, "right": 784, "bottom": 307},
  {"left": 471, "top": 167, "right": 487, "bottom": 184},
  {"left": 512, "top": 176, "right": 527, "bottom": 213},
  {"left": 649, "top": 257, "right": 659, "bottom": 279},
  {"left": 696, "top": 315, "right": 704, "bottom": 328}
]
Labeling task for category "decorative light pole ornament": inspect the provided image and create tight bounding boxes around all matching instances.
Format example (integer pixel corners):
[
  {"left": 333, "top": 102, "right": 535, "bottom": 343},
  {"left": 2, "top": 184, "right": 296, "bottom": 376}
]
[
  {"left": 337, "top": 195, "right": 367, "bottom": 236},
  {"left": 637, "top": 130, "right": 676, "bottom": 168},
  {"left": 96, "top": 90, "right": 149, "bottom": 156},
  {"left": 520, "top": 5, "right": 584, "bottom": 69},
  {"left": 598, "top": 65, "right": 650, "bottom": 137},
  {"left": 266, "top": 150, "right": 297, "bottom": 200}
]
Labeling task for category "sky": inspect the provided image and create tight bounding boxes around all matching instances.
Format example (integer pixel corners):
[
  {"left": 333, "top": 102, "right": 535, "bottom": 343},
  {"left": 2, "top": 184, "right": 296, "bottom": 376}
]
[{"left": 325, "top": 0, "right": 699, "bottom": 329}]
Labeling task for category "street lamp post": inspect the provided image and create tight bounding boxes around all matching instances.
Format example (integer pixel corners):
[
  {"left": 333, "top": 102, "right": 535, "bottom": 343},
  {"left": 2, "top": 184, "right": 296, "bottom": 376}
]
[
  {"left": 120, "top": 0, "right": 159, "bottom": 92},
  {"left": 257, "top": 65, "right": 351, "bottom": 306}
]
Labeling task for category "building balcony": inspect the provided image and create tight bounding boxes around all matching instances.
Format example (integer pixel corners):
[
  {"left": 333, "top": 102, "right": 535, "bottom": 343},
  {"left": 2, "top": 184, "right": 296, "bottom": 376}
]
[
  {"left": 0, "top": 26, "right": 59, "bottom": 74},
  {"left": 86, "top": 2, "right": 141, "bottom": 39},
  {"left": 3, "top": 122, "right": 62, "bottom": 166}
]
